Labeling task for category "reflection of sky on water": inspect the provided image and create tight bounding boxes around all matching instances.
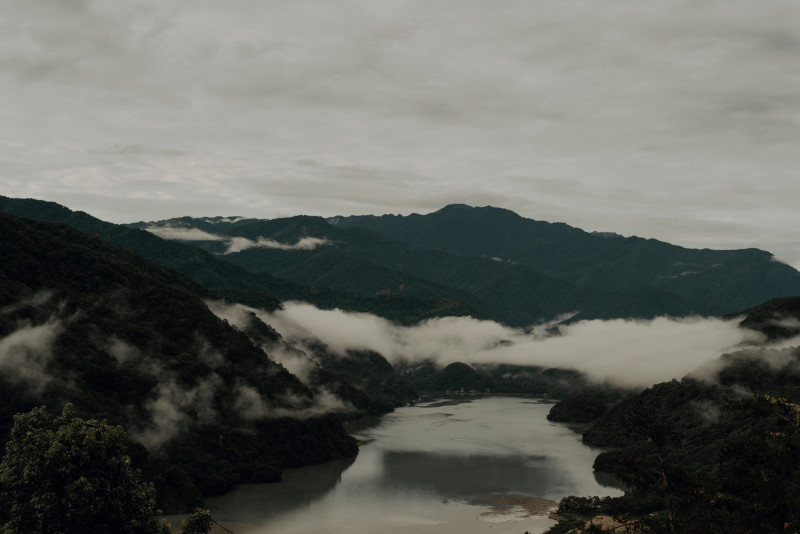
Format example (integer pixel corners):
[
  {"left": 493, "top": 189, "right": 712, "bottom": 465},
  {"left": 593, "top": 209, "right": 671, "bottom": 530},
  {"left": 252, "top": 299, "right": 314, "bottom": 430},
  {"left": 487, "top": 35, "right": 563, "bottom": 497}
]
[
  {"left": 350, "top": 397, "right": 619, "bottom": 499},
  {"left": 206, "top": 397, "right": 622, "bottom": 533},
  {"left": 204, "top": 456, "right": 355, "bottom": 524}
]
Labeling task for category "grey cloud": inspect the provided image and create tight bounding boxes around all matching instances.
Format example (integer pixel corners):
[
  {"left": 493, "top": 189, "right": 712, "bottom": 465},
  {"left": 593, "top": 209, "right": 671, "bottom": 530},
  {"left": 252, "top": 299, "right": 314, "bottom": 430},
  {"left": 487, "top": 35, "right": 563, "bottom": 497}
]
[
  {"left": 692, "top": 399, "right": 723, "bottom": 425},
  {"left": 224, "top": 236, "right": 330, "bottom": 254},
  {"left": 132, "top": 374, "right": 221, "bottom": 450},
  {"left": 0, "top": 290, "right": 54, "bottom": 315},
  {"left": 769, "top": 316, "right": 800, "bottom": 330},
  {"left": 0, "top": 1, "right": 164, "bottom": 88},
  {"left": 0, "top": 319, "right": 63, "bottom": 393},
  {"left": 145, "top": 225, "right": 331, "bottom": 253},
  {"left": 2, "top": 1, "right": 800, "bottom": 265},
  {"left": 105, "top": 337, "right": 140, "bottom": 365},
  {"left": 206, "top": 300, "right": 319, "bottom": 384},
  {"left": 145, "top": 226, "right": 226, "bottom": 242},
  {"left": 206, "top": 300, "right": 259, "bottom": 330},
  {"left": 261, "top": 302, "right": 762, "bottom": 388},
  {"left": 690, "top": 345, "right": 800, "bottom": 384},
  {"left": 97, "top": 145, "right": 188, "bottom": 160},
  {"left": 234, "top": 385, "right": 354, "bottom": 421}
]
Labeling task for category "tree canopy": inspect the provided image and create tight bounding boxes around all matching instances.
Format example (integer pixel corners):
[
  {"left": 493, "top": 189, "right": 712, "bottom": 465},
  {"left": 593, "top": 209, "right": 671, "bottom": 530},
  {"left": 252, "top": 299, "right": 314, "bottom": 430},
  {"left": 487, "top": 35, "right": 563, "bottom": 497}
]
[{"left": 0, "top": 405, "right": 169, "bottom": 534}]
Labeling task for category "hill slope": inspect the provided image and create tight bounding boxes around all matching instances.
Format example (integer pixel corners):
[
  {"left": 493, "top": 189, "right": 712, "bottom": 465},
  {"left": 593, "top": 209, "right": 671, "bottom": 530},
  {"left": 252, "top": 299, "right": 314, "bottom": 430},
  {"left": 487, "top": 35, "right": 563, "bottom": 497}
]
[
  {"left": 138, "top": 213, "right": 702, "bottom": 324},
  {"left": 333, "top": 204, "right": 800, "bottom": 316},
  {"left": 0, "top": 213, "right": 359, "bottom": 511},
  {"left": 0, "top": 196, "right": 478, "bottom": 325}
]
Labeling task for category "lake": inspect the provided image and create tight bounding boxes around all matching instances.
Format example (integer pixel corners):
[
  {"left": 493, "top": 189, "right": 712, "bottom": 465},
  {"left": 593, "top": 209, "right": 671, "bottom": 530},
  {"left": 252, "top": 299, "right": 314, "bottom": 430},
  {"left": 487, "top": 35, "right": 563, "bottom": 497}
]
[{"left": 203, "top": 396, "right": 623, "bottom": 534}]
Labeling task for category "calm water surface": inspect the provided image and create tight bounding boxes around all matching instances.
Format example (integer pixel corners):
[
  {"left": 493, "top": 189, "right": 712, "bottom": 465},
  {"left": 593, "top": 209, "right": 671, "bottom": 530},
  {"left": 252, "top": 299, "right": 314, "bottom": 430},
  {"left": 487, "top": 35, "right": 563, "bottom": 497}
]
[{"left": 205, "top": 397, "right": 622, "bottom": 534}]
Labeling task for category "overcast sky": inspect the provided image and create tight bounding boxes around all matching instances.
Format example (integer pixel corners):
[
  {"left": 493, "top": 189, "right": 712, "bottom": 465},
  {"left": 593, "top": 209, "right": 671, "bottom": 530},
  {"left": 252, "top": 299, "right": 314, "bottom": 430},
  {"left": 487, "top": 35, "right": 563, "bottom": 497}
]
[{"left": 2, "top": 1, "right": 799, "bottom": 266}]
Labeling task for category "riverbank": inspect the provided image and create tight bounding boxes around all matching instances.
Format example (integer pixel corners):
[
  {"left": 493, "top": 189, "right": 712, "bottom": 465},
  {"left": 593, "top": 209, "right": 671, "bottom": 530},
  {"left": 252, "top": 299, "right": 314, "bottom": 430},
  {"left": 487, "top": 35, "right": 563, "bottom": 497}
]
[
  {"left": 166, "top": 498, "right": 558, "bottom": 534},
  {"left": 197, "top": 397, "right": 621, "bottom": 534},
  {"left": 197, "top": 501, "right": 557, "bottom": 534}
]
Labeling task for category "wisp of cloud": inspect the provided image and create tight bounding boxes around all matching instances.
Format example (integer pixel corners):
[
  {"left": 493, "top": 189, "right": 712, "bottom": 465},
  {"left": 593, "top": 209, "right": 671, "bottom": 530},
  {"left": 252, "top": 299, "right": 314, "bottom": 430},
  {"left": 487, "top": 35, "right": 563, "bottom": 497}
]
[
  {"left": 259, "top": 302, "right": 765, "bottom": 388},
  {"left": 145, "top": 225, "right": 330, "bottom": 254}
]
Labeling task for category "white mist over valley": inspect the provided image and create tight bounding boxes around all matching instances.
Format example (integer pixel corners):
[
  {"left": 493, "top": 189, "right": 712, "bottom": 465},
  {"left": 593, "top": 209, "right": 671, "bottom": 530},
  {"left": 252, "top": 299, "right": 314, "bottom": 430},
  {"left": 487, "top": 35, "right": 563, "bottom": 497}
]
[
  {"left": 211, "top": 299, "right": 771, "bottom": 389},
  {"left": 3, "top": 1, "right": 800, "bottom": 531}
]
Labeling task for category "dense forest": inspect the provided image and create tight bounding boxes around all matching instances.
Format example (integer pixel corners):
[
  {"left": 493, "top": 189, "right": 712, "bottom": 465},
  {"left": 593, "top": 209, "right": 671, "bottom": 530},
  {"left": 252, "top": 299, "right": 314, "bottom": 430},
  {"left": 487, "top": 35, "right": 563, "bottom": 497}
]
[
  {"left": 5, "top": 195, "right": 800, "bottom": 326},
  {"left": 3, "top": 195, "right": 800, "bottom": 532},
  {"left": 545, "top": 303, "right": 800, "bottom": 533},
  {"left": 0, "top": 213, "right": 367, "bottom": 512},
  {"left": 0, "top": 196, "right": 480, "bottom": 326},
  {"left": 132, "top": 202, "right": 800, "bottom": 323}
]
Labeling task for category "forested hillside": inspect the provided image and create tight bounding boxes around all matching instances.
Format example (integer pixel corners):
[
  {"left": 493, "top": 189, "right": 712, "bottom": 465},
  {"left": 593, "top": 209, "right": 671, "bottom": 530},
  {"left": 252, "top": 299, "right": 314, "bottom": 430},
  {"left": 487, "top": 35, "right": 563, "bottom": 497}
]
[
  {"left": 0, "top": 213, "right": 361, "bottom": 511},
  {"left": 335, "top": 204, "right": 800, "bottom": 317},
  {"left": 7, "top": 196, "right": 800, "bottom": 324},
  {"left": 545, "top": 299, "right": 800, "bottom": 533},
  {"left": 0, "top": 196, "right": 478, "bottom": 325}
]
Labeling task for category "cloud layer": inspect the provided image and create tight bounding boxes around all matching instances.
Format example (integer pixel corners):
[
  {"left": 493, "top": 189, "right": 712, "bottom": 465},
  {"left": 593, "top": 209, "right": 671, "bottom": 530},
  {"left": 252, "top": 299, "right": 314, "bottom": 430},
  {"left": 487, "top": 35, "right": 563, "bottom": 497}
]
[
  {"left": 0, "top": 319, "right": 63, "bottom": 393},
  {"left": 145, "top": 225, "right": 330, "bottom": 253},
  {"left": 2, "top": 2, "right": 800, "bottom": 266},
  {"left": 258, "top": 302, "right": 767, "bottom": 388}
]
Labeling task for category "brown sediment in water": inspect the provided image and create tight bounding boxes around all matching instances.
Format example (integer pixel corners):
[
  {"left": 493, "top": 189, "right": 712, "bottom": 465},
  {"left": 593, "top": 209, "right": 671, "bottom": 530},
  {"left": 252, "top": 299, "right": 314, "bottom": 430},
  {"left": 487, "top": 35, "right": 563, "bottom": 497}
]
[
  {"left": 166, "top": 520, "right": 259, "bottom": 533},
  {"left": 211, "top": 522, "right": 259, "bottom": 534},
  {"left": 483, "top": 496, "right": 558, "bottom": 517}
]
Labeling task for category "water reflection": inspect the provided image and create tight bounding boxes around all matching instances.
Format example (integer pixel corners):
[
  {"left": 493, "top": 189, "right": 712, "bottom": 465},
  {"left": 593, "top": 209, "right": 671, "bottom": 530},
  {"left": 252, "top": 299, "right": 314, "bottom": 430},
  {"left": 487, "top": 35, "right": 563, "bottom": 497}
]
[
  {"left": 378, "top": 452, "right": 558, "bottom": 500},
  {"left": 206, "top": 397, "right": 623, "bottom": 533},
  {"left": 206, "top": 456, "right": 355, "bottom": 523}
]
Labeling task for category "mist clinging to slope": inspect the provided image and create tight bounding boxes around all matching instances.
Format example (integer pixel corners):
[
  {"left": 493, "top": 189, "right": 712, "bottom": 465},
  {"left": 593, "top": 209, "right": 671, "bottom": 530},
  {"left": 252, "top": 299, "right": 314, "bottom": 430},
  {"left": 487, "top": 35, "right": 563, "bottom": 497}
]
[
  {"left": 145, "top": 225, "right": 330, "bottom": 254},
  {"left": 260, "top": 302, "right": 765, "bottom": 388}
]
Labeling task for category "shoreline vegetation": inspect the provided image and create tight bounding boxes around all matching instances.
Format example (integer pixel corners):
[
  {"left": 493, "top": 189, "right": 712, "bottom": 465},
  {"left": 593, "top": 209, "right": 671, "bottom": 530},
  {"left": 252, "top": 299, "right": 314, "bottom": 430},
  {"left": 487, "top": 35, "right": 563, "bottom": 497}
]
[
  {"left": 183, "top": 397, "right": 595, "bottom": 534},
  {"left": 2, "top": 199, "right": 800, "bottom": 531}
]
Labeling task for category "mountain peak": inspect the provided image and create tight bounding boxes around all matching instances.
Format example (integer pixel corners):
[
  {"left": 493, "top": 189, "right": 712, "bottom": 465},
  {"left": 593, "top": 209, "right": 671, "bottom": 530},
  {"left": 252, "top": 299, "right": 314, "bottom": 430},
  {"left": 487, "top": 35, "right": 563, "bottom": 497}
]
[{"left": 436, "top": 203, "right": 515, "bottom": 215}]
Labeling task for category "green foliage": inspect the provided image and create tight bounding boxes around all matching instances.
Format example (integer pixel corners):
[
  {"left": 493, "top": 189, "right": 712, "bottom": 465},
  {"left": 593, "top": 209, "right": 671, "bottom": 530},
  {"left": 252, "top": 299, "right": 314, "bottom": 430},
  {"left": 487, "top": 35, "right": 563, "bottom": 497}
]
[
  {"left": 180, "top": 508, "right": 212, "bottom": 534},
  {"left": 732, "top": 295, "right": 800, "bottom": 340},
  {"left": 0, "top": 405, "right": 165, "bottom": 534},
  {"left": 0, "top": 213, "right": 359, "bottom": 512},
  {"left": 6, "top": 195, "right": 800, "bottom": 325},
  {"left": 0, "top": 196, "right": 481, "bottom": 326},
  {"left": 555, "top": 375, "right": 800, "bottom": 533},
  {"left": 336, "top": 204, "right": 800, "bottom": 317},
  {"left": 547, "top": 387, "right": 634, "bottom": 423},
  {"left": 400, "top": 361, "right": 600, "bottom": 398},
  {"left": 308, "top": 347, "right": 417, "bottom": 414},
  {"left": 428, "top": 362, "right": 491, "bottom": 392}
]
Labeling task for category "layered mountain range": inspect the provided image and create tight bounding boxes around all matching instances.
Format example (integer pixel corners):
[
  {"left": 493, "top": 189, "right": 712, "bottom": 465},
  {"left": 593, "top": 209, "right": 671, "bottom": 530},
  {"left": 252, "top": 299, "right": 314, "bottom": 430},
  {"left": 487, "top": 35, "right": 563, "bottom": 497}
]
[
  {"left": 128, "top": 203, "right": 800, "bottom": 324},
  {"left": 4, "top": 196, "right": 798, "bottom": 325},
  {"left": 0, "top": 203, "right": 415, "bottom": 511},
  {"left": 3, "top": 194, "right": 800, "bottom": 518}
]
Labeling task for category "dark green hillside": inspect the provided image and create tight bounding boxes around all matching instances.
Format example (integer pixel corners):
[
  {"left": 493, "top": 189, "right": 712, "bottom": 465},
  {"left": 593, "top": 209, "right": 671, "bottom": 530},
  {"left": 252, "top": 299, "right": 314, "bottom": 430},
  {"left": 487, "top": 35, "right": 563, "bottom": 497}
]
[
  {"left": 155, "top": 212, "right": 699, "bottom": 324},
  {"left": 0, "top": 213, "right": 358, "bottom": 511},
  {"left": 335, "top": 204, "right": 800, "bottom": 316},
  {"left": 728, "top": 294, "right": 800, "bottom": 340},
  {"left": 231, "top": 312, "right": 417, "bottom": 414},
  {"left": 0, "top": 196, "right": 479, "bottom": 325},
  {"left": 545, "top": 294, "right": 800, "bottom": 532},
  {"left": 129, "top": 215, "right": 258, "bottom": 235},
  {"left": 399, "top": 361, "right": 596, "bottom": 399},
  {"left": 546, "top": 336, "right": 800, "bottom": 532},
  {"left": 148, "top": 215, "right": 558, "bottom": 324},
  {"left": 313, "top": 349, "right": 417, "bottom": 415},
  {"left": 9, "top": 197, "right": 798, "bottom": 323}
]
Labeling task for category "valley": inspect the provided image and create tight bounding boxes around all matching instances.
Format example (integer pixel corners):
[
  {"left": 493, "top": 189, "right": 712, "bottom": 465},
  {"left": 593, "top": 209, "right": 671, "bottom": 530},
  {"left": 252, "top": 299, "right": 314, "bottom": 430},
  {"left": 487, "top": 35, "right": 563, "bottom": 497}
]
[{"left": 1, "top": 197, "right": 799, "bottom": 532}]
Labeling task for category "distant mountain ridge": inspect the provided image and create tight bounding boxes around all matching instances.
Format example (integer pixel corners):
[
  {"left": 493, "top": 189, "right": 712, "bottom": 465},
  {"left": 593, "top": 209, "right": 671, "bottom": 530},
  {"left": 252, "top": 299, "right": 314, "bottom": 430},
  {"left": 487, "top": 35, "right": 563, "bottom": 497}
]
[
  {"left": 332, "top": 204, "right": 800, "bottom": 317},
  {"left": 3, "top": 196, "right": 799, "bottom": 323},
  {"left": 0, "top": 213, "right": 360, "bottom": 511},
  {"left": 0, "top": 196, "right": 478, "bottom": 325},
  {"left": 131, "top": 213, "right": 695, "bottom": 324},
  {"left": 134, "top": 204, "right": 800, "bottom": 323}
]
